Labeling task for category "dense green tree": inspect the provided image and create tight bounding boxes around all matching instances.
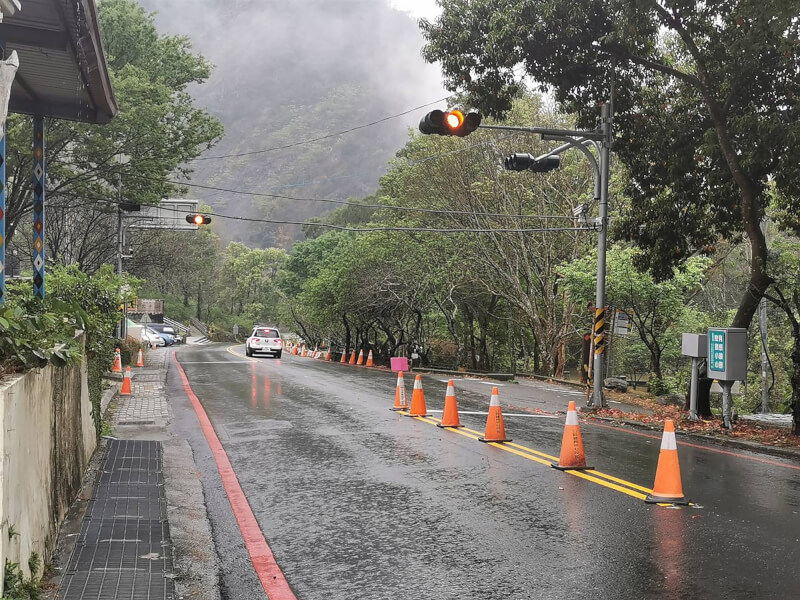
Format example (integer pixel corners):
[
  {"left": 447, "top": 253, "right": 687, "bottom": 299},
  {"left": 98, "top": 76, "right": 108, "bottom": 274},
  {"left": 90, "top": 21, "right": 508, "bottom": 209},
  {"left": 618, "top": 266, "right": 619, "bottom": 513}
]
[
  {"left": 421, "top": 0, "right": 800, "bottom": 335},
  {"left": 561, "top": 246, "right": 711, "bottom": 385},
  {"left": 7, "top": 0, "right": 223, "bottom": 255},
  {"left": 762, "top": 237, "right": 800, "bottom": 433}
]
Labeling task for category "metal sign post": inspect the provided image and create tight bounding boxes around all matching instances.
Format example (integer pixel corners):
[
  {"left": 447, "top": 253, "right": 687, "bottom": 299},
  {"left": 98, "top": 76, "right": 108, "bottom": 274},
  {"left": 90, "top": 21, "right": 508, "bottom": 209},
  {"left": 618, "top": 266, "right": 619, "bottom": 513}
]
[{"left": 682, "top": 333, "right": 708, "bottom": 421}]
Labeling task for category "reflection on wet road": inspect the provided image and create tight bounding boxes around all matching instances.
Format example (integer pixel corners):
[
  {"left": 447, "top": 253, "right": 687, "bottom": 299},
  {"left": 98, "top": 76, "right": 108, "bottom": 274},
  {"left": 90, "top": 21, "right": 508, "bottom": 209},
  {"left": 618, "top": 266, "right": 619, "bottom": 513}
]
[{"left": 172, "top": 344, "right": 800, "bottom": 599}]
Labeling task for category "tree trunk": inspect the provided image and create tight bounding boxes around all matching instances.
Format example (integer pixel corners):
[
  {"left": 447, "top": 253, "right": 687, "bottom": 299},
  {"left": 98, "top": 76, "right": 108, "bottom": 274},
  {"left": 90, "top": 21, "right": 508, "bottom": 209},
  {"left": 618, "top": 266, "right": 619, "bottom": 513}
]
[
  {"left": 792, "top": 330, "right": 800, "bottom": 435},
  {"left": 196, "top": 283, "right": 202, "bottom": 320},
  {"left": 342, "top": 314, "right": 351, "bottom": 355}
]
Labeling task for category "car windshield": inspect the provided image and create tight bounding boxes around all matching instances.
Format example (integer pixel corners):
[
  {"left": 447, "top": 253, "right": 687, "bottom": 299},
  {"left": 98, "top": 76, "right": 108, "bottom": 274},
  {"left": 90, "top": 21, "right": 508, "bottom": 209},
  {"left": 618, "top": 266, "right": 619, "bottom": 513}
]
[{"left": 254, "top": 328, "right": 279, "bottom": 338}]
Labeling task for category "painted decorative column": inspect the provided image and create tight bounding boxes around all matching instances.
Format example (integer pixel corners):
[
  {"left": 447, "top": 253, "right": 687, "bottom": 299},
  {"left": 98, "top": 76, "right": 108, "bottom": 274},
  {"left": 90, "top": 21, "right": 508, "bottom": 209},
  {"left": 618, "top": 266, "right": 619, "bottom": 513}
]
[
  {"left": 33, "top": 115, "right": 45, "bottom": 299},
  {"left": 0, "top": 50, "right": 20, "bottom": 304},
  {"left": 0, "top": 126, "right": 5, "bottom": 304}
]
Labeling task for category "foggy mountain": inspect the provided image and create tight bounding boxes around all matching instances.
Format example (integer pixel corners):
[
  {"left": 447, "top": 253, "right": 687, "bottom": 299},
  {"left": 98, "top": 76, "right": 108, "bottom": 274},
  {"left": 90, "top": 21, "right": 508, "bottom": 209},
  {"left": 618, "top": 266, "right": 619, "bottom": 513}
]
[{"left": 136, "top": 0, "right": 446, "bottom": 248}]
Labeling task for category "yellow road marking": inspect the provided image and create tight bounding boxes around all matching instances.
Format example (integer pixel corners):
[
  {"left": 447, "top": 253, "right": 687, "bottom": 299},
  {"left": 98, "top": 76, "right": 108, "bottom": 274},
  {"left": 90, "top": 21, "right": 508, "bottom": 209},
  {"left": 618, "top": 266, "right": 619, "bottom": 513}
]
[
  {"left": 408, "top": 414, "right": 651, "bottom": 500},
  {"left": 226, "top": 345, "right": 256, "bottom": 362}
]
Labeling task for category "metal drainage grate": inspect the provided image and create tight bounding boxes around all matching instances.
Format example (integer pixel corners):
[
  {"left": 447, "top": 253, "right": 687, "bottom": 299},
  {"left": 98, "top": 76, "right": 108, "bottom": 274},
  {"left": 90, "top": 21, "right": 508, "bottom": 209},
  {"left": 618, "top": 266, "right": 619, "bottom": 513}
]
[{"left": 59, "top": 439, "right": 174, "bottom": 600}]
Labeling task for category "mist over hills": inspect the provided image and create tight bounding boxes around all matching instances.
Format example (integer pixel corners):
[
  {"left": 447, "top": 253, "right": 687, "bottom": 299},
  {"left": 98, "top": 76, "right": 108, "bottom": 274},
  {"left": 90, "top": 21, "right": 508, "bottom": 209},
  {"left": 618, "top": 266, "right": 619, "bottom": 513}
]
[{"left": 136, "top": 0, "right": 446, "bottom": 248}]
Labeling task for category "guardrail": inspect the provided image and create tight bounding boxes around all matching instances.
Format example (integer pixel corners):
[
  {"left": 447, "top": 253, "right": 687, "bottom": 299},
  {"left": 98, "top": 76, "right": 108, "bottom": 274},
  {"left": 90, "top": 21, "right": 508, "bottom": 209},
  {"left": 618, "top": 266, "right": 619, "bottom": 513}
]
[
  {"left": 190, "top": 317, "right": 208, "bottom": 336},
  {"left": 163, "top": 316, "right": 190, "bottom": 335}
]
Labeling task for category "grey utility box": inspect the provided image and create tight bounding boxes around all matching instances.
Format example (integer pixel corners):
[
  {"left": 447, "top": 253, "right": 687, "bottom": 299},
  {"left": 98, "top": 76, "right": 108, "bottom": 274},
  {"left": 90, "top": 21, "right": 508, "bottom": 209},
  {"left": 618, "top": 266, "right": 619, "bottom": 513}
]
[
  {"left": 707, "top": 327, "right": 747, "bottom": 381},
  {"left": 681, "top": 333, "right": 708, "bottom": 358}
]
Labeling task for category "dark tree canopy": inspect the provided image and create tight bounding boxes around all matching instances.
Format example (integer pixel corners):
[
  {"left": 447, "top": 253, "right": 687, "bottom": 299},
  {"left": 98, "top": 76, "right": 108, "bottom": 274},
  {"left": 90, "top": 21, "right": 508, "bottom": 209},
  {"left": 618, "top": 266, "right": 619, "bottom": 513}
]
[{"left": 421, "top": 0, "right": 800, "bottom": 328}]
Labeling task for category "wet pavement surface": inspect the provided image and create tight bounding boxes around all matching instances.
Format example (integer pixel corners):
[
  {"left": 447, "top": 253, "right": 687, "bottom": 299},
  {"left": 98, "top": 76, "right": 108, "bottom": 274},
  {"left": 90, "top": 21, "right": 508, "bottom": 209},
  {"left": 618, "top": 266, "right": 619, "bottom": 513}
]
[{"left": 168, "top": 344, "right": 800, "bottom": 599}]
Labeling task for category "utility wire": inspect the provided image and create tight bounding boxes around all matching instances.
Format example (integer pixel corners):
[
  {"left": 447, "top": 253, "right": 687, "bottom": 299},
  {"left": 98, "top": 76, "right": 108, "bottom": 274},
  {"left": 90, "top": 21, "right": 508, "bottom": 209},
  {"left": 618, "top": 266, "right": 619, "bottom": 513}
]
[
  {"left": 190, "top": 95, "right": 455, "bottom": 161},
  {"left": 119, "top": 174, "right": 577, "bottom": 221},
  {"left": 57, "top": 193, "right": 594, "bottom": 234}
]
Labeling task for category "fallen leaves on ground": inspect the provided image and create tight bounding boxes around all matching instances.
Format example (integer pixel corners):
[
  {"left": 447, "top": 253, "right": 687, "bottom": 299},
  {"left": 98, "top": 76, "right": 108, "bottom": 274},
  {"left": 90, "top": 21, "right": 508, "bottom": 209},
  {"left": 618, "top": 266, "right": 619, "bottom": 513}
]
[{"left": 589, "top": 400, "right": 800, "bottom": 449}]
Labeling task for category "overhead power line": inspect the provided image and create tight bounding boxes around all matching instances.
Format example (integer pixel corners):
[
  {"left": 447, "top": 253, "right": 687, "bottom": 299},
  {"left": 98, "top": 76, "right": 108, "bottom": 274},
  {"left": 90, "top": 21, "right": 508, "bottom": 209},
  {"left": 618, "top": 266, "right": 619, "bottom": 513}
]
[
  {"left": 120, "top": 173, "right": 576, "bottom": 221},
  {"left": 190, "top": 95, "right": 455, "bottom": 161},
  {"left": 57, "top": 193, "right": 594, "bottom": 235}
]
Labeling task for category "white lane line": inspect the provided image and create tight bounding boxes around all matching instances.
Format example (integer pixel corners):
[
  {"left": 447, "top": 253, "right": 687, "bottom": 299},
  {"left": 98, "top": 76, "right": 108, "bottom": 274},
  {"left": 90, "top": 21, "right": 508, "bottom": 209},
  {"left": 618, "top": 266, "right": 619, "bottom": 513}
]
[
  {"left": 179, "top": 361, "right": 253, "bottom": 364},
  {"left": 478, "top": 381, "right": 504, "bottom": 386},
  {"left": 426, "top": 409, "right": 558, "bottom": 418}
]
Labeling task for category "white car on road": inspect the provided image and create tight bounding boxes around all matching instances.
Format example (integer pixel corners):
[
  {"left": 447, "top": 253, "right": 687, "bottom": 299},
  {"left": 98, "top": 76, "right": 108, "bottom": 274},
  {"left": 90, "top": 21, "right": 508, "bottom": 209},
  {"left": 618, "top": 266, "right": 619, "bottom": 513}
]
[{"left": 245, "top": 327, "right": 283, "bottom": 358}]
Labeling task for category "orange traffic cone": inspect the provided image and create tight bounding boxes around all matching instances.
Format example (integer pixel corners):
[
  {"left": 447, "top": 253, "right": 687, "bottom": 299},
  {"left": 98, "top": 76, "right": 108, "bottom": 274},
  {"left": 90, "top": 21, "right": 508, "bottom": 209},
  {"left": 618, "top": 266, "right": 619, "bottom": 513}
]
[
  {"left": 340, "top": 350, "right": 348, "bottom": 363},
  {"left": 437, "top": 379, "right": 463, "bottom": 428},
  {"left": 325, "top": 350, "right": 332, "bottom": 361},
  {"left": 135, "top": 349, "right": 144, "bottom": 368},
  {"left": 356, "top": 349, "right": 365, "bottom": 366},
  {"left": 391, "top": 372, "right": 408, "bottom": 411},
  {"left": 645, "top": 419, "right": 689, "bottom": 505},
  {"left": 292, "top": 346, "right": 298, "bottom": 355},
  {"left": 349, "top": 349, "right": 357, "bottom": 365},
  {"left": 406, "top": 375, "right": 428, "bottom": 417},
  {"left": 366, "top": 350, "right": 374, "bottom": 367},
  {"left": 552, "top": 401, "right": 593, "bottom": 470},
  {"left": 111, "top": 348, "right": 122, "bottom": 373},
  {"left": 120, "top": 366, "right": 132, "bottom": 396},
  {"left": 479, "top": 387, "right": 511, "bottom": 443}
]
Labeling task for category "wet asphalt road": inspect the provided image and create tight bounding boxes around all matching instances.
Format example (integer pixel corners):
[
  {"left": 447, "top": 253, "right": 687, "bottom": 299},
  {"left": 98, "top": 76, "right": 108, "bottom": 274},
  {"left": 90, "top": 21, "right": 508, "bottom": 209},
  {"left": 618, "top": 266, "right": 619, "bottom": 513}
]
[{"left": 168, "top": 344, "right": 800, "bottom": 600}]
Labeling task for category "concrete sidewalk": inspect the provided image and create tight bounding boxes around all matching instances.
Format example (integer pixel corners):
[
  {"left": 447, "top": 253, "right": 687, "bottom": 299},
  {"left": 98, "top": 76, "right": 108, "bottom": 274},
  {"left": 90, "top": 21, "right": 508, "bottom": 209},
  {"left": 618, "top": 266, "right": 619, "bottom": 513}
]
[{"left": 52, "top": 348, "right": 219, "bottom": 600}]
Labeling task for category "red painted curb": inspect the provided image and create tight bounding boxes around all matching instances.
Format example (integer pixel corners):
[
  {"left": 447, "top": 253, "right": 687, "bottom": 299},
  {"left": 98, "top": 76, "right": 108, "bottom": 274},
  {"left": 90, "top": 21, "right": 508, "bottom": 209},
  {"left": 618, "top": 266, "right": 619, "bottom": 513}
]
[{"left": 172, "top": 352, "right": 297, "bottom": 600}]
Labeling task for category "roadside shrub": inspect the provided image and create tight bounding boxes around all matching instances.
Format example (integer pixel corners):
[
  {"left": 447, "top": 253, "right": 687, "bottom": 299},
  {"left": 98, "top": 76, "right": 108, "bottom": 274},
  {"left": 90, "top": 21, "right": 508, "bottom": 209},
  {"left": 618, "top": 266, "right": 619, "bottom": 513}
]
[
  {"left": 118, "top": 336, "right": 142, "bottom": 367},
  {"left": 0, "top": 284, "right": 86, "bottom": 376},
  {"left": 1, "top": 265, "right": 140, "bottom": 438}
]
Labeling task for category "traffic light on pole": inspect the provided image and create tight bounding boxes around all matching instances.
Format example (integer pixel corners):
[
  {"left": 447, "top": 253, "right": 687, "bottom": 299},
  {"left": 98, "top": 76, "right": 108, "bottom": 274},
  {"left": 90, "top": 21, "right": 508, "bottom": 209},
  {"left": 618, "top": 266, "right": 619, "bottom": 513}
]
[
  {"left": 186, "top": 214, "right": 212, "bottom": 226},
  {"left": 504, "top": 154, "right": 561, "bottom": 172},
  {"left": 419, "top": 109, "right": 482, "bottom": 136}
]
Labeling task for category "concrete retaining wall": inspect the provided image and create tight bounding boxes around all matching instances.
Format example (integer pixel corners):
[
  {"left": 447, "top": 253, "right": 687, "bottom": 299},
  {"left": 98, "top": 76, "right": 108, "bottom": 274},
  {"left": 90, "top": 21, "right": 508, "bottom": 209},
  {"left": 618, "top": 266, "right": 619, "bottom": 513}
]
[{"left": 0, "top": 346, "right": 96, "bottom": 587}]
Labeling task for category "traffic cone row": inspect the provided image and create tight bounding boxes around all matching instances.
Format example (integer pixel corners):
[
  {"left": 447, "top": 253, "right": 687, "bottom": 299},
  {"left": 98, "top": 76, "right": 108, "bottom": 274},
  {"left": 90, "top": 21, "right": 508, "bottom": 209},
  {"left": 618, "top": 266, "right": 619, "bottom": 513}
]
[
  {"left": 120, "top": 366, "right": 132, "bottom": 396},
  {"left": 391, "top": 372, "right": 408, "bottom": 411},
  {"left": 406, "top": 374, "right": 428, "bottom": 417},
  {"left": 478, "top": 387, "right": 511, "bottom": 443},
  {"left": 291, "top": 342, "right": 385, "bottom": 369},
  {"left": 645, "top": 419, "right": 689, "bottom": 504},
  {"left": 551, "top": 401, "right": 591, "bottom": 471},
  {"left": 390, "top": 377, "right": 688, "bottom": 506},
  {"left": 437, "top": 380, "right": 462, "bottom": 428},
  {"left": 111, "top": 348, "right": 122, "bottom": 373}
]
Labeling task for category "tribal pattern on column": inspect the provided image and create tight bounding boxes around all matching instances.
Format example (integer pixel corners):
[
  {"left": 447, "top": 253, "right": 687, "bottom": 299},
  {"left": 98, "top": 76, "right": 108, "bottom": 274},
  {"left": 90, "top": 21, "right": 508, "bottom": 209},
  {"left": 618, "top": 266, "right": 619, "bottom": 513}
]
[
  {"left": 0, "top": 126, "right": 5, "bottom": 304},
  {"left": 33, "top": 116, "right": 45, "bottom": 299}
]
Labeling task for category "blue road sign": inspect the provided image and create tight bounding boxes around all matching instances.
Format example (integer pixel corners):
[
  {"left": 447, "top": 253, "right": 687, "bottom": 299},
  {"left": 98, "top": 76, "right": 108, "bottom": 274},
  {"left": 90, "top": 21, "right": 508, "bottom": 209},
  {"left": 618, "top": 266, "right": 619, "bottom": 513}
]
[{"left": 709, "top": 329, "right": 726, "bottom": 372}]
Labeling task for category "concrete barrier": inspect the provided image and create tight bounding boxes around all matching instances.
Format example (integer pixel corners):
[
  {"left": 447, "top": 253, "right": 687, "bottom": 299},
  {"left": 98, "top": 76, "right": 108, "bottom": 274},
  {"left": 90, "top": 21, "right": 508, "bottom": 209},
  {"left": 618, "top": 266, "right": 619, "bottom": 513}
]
[{"left": 0, "top": 344, "right": 96, "bottom": 591}]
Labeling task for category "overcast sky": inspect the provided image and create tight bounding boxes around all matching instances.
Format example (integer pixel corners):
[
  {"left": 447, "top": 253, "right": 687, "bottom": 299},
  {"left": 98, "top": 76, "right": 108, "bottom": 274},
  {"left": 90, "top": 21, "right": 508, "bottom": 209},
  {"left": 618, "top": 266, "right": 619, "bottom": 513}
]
[
  {"left": 136, "top": 0, "right": 447, "bottom": 133},
  {"left": 133, "top": 0, "right": 450, "bottom": 247}
]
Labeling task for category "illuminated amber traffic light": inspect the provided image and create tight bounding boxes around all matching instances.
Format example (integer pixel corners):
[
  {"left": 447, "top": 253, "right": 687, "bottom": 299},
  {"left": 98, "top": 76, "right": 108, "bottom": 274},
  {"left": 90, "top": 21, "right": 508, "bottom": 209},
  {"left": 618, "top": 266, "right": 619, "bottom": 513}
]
[
  {"left": 419, "top": 109, "right": 481, "bottom": 137},
  {"left": 185, "top": 214, "right": 212, "bottom": 226}
]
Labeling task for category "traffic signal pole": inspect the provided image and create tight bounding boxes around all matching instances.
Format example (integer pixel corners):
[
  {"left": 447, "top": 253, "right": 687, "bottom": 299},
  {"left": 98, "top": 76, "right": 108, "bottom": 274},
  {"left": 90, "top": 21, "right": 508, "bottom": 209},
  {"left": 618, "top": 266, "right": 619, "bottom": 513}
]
[
  {"left": 419, "top": 105, "right": 612, "bottom": 407},
  {"left": 481, "top": 111, "right": 611, "bottom": 407},
  {"left": 590, "top": 103, "right": 613, "bottom": 407}
]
